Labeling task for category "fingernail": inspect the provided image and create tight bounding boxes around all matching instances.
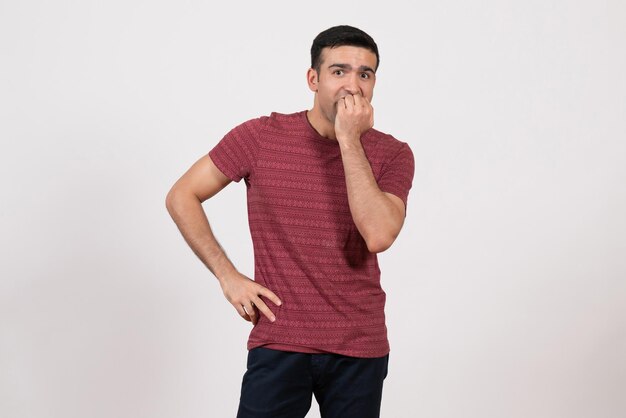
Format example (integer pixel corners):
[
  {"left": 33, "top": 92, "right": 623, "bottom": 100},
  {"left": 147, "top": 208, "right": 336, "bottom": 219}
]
[{"left": 270, "top": 316, "right": 276, "bottom": 322}]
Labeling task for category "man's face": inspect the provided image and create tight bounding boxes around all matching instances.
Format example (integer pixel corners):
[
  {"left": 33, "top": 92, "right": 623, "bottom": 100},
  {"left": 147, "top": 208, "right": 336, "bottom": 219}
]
[{"left": 308, "top": 45, "right": 378, "bottom": 124}]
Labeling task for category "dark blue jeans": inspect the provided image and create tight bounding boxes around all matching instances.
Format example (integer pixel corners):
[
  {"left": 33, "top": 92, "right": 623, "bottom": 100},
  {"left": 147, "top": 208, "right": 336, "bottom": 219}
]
[{"left": 236, "top": 347, "right": 389, "bottom": 418}]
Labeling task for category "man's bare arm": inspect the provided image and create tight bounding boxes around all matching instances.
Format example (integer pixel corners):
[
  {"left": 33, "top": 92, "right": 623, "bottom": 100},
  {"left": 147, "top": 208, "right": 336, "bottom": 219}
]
[
  {"left": 335, "top": 94, "right": 406, "bottom": 253},
  {"left": 165, "top": 154, "right": 282, "bottom": 324}
]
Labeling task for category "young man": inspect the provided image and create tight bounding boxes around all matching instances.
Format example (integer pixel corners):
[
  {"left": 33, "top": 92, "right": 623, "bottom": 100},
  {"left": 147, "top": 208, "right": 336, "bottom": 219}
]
[{"left": 166, "top": 25, "right": 414, "bottom": 418}]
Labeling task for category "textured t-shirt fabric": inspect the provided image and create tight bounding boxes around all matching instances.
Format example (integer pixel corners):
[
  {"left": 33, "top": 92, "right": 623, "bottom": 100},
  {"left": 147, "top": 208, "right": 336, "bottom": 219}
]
[{"left": 208, "top": 110, "right": 414, "bottom": 358}]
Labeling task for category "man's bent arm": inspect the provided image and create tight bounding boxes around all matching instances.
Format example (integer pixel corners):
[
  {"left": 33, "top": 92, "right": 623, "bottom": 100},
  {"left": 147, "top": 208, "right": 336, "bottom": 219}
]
[
  {"left": 333, "top": 94, "right": 406, "bottom": 254},
  {"left": 165, "top": 154, "right": 282, "bottom": 324}
]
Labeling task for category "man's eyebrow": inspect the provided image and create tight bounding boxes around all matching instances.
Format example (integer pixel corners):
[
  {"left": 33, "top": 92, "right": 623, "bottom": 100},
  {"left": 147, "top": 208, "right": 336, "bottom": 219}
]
[{"left": 328, "top": 63, "right": 376, "bottom": 73}]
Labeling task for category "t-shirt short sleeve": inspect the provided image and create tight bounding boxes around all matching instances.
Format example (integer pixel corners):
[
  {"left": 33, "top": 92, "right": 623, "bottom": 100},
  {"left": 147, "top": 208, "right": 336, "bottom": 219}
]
[
  {"left": 208, "top": 117, "right": 265, "bottom": 182},
  {"left": 377, "top": 142, "right": 415, "bottom": 213}
]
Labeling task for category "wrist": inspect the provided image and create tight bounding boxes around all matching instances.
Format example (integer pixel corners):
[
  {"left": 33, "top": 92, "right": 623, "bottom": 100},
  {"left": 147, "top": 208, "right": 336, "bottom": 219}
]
[
  {"left": 209, "top": 252, "right": 239, "bottom": 284},
  {"left": 337, "top": 134, "right": 363, "bottom": 151}
]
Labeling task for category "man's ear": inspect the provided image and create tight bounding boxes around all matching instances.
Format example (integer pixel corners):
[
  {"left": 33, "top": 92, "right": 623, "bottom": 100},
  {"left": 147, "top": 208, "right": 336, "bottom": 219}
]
[{"left": 306, "top": 68, "right": 319, "bottom": 92}]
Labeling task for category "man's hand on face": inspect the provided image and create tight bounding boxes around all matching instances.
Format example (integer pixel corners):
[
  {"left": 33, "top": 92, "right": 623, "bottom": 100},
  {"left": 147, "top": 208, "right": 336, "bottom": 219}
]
[{"left": 334, "top": 93, "right": 374, "bottom": 145}]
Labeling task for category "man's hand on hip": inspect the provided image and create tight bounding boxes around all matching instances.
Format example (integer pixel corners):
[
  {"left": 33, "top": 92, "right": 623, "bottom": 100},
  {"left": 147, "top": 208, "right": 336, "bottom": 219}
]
[{"left": 219, "top": 272, "right": 282, "bottom": 325}]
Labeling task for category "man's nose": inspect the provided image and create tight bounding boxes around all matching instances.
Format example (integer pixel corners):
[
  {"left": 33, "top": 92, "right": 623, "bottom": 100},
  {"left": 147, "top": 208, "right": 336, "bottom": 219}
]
[{"left": 344, "top": 74, "right": 361, "bottom": 95}]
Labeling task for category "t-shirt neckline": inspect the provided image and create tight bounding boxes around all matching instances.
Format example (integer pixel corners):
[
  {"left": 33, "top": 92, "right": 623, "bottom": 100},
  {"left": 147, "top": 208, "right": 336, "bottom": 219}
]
[{"left": 300, "top": 110, "right": 342, "bottom": 146}]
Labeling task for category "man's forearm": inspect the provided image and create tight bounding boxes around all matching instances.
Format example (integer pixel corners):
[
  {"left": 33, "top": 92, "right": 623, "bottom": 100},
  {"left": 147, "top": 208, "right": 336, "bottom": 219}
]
[
  {"left": 166, "top": 191, "right": 237, "bottom": 283},
  {"left": 338, "top": 140, "right": 402, "bottom": 253}
]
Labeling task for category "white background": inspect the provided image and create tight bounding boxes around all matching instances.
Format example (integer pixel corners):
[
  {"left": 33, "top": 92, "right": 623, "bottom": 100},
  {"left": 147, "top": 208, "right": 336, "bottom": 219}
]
[{"left": 1, "top": 1, "right": 625, "bottom": 417}]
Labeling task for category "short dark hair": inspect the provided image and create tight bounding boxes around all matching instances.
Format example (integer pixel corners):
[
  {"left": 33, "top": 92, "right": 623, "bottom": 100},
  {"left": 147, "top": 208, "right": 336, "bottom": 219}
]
[{"left": 310, "top": 25, "right": 380, "bottom": 73}]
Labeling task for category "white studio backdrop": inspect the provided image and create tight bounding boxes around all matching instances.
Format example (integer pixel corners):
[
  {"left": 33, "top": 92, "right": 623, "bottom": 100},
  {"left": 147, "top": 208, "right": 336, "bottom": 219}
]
[{"left": 1, "top": 1, "right": 625, "bottom": 417}]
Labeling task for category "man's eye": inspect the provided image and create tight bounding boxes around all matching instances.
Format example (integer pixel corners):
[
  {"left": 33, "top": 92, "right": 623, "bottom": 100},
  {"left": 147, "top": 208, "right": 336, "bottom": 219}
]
[
  {"left": 334, "top": 70, "right": 344, "bottom": 76},
  {"left": 360, "top": 73, "right": 370, "bottom": 79}
]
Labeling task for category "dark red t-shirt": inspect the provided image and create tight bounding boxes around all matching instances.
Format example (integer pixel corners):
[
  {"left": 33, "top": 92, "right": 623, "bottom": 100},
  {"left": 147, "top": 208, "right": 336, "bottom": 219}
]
[{"left": 208, "top": 110, "right": 414, "bottom": 358}]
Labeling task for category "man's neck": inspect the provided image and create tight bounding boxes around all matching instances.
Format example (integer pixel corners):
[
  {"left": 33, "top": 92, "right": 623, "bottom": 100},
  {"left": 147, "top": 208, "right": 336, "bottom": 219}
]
[{"left": 306, "top": 108, "right": 337, "bottom": 141}]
